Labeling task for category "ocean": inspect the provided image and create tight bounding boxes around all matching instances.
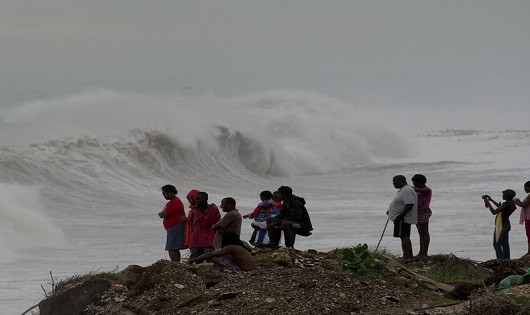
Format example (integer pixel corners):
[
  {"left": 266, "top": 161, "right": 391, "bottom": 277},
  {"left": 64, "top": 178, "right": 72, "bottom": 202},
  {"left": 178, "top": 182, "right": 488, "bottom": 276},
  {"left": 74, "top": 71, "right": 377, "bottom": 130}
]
[{"left": 1, "top": 90, "right": 529, "bottom": 314}]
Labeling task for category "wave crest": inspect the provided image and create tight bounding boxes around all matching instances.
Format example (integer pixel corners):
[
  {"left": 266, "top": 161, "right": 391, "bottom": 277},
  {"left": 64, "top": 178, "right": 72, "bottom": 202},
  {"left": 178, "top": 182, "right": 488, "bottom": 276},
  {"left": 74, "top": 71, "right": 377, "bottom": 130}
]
[{"left": 0, "top": 90, "right": 412, "bottom": 186}]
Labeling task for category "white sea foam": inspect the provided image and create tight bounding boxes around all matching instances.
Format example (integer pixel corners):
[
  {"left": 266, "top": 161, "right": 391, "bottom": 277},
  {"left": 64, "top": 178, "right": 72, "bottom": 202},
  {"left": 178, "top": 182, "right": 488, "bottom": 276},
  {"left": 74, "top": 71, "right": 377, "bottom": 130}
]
[
  {"left": 0, "top": 184, "right": 67, "bottom": 264},
  {"left": 0, "top": 90, "right": 411, "bottom": 176},
  {"left": 0, "top": 90, "right": 529, "bottom": 313}
]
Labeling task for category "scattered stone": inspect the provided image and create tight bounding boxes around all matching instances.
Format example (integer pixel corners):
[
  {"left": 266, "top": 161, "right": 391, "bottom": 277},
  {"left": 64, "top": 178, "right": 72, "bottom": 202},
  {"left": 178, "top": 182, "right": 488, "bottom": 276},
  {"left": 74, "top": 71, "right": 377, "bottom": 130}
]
[
  {"left": 204, "top": 278, "right": 221, "bottom": 288},
  {"left": 272, "top": 251, "right": 293, "bottom": 267},
  {"left": 121, "top": 264, "right": 144, "bottom": 286},
  {"left": 298, "top": 282, "right": 316, "bottom": 289},
  {"left": 208, "top": 301, "right": 223, "bottom": 307},
  {"left": 321, "top": 258, "right": 339, "bottom": 270},
  {"left": 217, "top": 292, "right": 238, "bottom": 301}
]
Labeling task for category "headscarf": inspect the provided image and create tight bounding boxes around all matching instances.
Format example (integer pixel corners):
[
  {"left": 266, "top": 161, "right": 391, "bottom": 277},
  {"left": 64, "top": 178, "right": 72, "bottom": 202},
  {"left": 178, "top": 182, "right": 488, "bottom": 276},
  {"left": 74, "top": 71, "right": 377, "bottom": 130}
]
[{"left": 186, "top": 189, "right": 199, "bottom": 201}]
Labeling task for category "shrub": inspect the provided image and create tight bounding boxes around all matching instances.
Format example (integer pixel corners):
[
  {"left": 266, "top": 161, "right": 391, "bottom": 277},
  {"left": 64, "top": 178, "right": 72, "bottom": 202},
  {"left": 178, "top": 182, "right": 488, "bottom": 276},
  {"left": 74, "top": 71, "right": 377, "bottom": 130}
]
[{"left": 338, "top": 243, "right": 376, "bottom": 275}]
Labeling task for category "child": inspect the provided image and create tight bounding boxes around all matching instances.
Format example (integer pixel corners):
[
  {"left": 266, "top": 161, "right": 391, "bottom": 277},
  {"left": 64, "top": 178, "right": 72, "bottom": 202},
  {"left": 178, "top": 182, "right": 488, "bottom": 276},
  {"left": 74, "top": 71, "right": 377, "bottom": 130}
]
[
  {"left": 483, "top": 189, "right": 517, "bottom": 259},
  {"left": 243, "top": 191, "right": 282, "bottom": 246}
]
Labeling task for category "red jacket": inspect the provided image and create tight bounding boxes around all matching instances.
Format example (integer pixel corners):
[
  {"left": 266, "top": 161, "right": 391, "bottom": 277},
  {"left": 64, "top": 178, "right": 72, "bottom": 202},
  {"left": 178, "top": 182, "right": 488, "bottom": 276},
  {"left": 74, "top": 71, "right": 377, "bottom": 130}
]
[
  {"left": 188, "top": 203, "right": 221, "bottom": 247},
  {"left": 162, "top": 197, "right": 185, "bottom": 230}
]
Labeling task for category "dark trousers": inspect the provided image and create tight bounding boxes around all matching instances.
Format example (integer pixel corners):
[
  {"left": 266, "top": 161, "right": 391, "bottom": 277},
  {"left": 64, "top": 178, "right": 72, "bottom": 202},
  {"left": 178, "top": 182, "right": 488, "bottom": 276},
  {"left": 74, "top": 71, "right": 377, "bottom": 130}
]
[
  {"left": 268, "top": 227, "right": 296, "bottom": 247},
  {"left": 493, "top": 229, "right": 510, "bottom": 259}
]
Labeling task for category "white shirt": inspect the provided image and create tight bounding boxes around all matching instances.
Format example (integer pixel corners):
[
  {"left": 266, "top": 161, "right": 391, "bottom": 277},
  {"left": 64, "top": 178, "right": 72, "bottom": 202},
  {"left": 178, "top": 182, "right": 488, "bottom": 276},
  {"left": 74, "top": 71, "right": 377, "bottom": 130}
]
[{"left": 388, "top": 184, "right": 418, "bottom": 224}]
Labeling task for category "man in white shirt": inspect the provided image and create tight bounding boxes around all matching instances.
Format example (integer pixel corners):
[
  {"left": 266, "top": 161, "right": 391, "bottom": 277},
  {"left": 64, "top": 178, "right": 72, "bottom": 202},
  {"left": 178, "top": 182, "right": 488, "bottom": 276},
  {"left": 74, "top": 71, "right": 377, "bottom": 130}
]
[{"left": 388, "top": 175, "right": 418, "bottom": 262}]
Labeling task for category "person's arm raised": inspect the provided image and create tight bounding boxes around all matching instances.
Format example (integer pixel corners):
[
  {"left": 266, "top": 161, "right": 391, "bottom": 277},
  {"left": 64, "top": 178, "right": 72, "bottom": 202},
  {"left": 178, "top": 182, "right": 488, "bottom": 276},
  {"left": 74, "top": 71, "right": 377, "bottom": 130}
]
[
  {"left": 486, "top": 200, "right": 506, "bottom": 215},
  {"left": 412, "top": 186, "right": 430, "bottom": 194}
]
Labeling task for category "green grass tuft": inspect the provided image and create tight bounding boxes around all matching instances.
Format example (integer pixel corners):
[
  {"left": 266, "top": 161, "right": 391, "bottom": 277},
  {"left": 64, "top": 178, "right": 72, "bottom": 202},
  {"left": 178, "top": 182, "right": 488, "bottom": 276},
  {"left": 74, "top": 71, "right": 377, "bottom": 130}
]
[
  {"left": 378, "top": 273, "right": 459, "bottom": 307},
  {"left": 96, "top": 272, "right": 122, "bottom": 281},
  {"left": 414, "top": 254, "right": 490, "bottom": 285}
]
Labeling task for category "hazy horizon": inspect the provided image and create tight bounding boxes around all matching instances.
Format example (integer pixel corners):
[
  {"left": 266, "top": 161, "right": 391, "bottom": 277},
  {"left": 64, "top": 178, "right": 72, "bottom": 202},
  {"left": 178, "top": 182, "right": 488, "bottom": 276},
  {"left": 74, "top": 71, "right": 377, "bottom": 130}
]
[
  {"left": 2, "top": 3, "right": 530, "bottom": 312},
  {"left": 2, "top": 1, "right": 529, "bottom": 129}
]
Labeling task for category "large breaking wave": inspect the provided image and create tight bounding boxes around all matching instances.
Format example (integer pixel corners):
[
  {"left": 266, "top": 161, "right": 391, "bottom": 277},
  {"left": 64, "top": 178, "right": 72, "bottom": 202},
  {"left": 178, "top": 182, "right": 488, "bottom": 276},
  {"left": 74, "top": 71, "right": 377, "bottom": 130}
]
[
  {"left": 0, "top": 90, "right": 411, "bottom": 186},
  {"left": 0, "top": 90, "right": 412, "bottom": 260}
]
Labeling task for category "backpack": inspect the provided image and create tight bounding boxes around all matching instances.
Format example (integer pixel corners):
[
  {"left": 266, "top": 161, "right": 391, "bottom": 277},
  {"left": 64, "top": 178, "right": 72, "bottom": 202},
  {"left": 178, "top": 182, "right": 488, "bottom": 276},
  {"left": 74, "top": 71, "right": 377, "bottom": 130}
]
[{"left": 290, "top": 196, "right": 313, "bottom": 236}]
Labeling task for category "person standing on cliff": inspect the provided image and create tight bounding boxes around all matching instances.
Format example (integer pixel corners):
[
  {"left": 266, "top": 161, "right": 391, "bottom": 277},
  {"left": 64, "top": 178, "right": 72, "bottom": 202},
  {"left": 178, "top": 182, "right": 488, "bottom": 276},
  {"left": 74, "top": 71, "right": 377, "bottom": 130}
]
[
  {"left": 188, "top": 191, "right": 221, "bottom": 259},
  {"left": 184, "top": 189, "right": 199, "bottom": 248},
  {"left": 387, "top": 175, "right": 418, "bottom": 263},
  {"left": 483, "top": 189, "right": 516, "bottom": 259},
  {"left": 158, "top": 185, "right": 187, "bottom": 262},
  {"left": 411, "top": 174, "right": 432, "bottom": 261},
  {"left": 514, "top": 181, "right": 530, "bottom": 259}
]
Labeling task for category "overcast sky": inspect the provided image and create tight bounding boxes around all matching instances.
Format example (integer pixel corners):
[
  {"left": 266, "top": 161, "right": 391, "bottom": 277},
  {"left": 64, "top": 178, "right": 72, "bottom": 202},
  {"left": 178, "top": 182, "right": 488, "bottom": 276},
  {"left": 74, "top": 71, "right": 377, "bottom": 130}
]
[{"left": 2, "top": 1, "right": 529, "bottom": 113}]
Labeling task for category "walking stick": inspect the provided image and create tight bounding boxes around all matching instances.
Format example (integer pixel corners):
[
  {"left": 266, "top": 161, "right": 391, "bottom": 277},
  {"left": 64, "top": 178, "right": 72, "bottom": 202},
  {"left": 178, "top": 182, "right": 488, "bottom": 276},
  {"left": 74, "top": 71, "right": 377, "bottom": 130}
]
[{"left": 375, "top": 218, "right": 389, "bottom": 253}]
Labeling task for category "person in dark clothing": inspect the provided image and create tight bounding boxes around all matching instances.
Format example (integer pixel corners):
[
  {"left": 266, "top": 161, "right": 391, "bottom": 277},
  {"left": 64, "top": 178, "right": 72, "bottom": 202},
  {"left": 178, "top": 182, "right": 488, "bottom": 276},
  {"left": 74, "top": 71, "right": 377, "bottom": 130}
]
[
  {"left": 483, "top": 189, "right": 517, "bottom": 259},
  {"left": 267, "top": 186, "right": 313, "bottom": 248}
]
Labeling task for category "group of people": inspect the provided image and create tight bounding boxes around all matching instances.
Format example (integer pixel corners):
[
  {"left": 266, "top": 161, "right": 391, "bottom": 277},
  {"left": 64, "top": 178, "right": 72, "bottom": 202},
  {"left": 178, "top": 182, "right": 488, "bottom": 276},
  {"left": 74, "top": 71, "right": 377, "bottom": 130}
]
[
  {"left": 387, "top": 174, "right": 432, "bottom": 263},
  {"left": 158, "top": 175, "right": 530, "bottom": 272},
  {"left": 388, "top": 175, "right": 530, "bottom": 262},
  {"left": 158, "top": 185, "right": 313, "bottom": 272}
]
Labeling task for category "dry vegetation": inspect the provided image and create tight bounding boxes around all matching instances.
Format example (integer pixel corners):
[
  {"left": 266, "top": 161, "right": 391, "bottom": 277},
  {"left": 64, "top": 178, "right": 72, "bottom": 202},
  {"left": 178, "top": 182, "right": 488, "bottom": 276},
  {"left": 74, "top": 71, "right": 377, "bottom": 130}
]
[{"left": 36, "top": 248, "right": 530, "bottom": 315}]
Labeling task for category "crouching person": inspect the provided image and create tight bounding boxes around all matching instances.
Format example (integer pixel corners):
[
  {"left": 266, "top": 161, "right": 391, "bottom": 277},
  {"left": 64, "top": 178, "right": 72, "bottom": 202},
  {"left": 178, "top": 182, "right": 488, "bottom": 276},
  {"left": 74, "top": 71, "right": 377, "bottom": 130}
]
[
  {"left": 267, "top": 186, "right": 313, "bottom": 248},
  {"left": 187, "top": 231, "right": 256, "bottom": 272}
]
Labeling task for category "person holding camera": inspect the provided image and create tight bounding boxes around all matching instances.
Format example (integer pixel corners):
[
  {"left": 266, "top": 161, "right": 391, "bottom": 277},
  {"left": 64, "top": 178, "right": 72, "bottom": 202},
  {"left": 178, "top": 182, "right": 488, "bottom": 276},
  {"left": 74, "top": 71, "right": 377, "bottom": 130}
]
[{"left": 483, "top": 190, "right": 517, "bottom": 259}]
